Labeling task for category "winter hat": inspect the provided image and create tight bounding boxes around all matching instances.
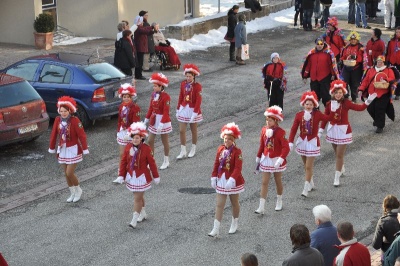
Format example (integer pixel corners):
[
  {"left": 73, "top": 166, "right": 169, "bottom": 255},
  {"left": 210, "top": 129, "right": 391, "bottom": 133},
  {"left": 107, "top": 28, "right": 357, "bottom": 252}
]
[
  {"left": 134, "top": 16, "right": 143, "bottom": 25},
  {"left": 118, "top": 83, "right": 137, "bottom": 98},
  {"left": 326, "top": 17, "right": 338, "bottom": 28},
  {"left": 57, "top": 96, "right": 77, "bottom": 114},
  {"left": 220, "top": 122, "right": 242, "bottom": 139},
  {"left": 149, "top": 72, "right": 169, "bottom": 87},
  {"left": 300, "top": 91, "right": 319, "bottom": 108},
  {"left": 315, "top": 37, "right": 324, "bottom": 45},
  {"left": 138, "top": 10, "right": 148, "bottom": 17},
  {"left": 346, "top": 31, "right": 360, "bottom": 41},
  {"left": 183, "top": 64, "right": 201, "bottom": 76},
  {"left": 264, "top": 105, "right": 284, "bottom": 121},
  {"left": 271, "top": 52, "right": 280, "bottom": 61},
  {"left": 127, "top": 122, "right": 148, "bottom": 138},
  {"left": 329, "top": 80, "right": 348, "bottom": 95},
  {"left": 376, "top": 55, "right": 385, "bottom": 62}
]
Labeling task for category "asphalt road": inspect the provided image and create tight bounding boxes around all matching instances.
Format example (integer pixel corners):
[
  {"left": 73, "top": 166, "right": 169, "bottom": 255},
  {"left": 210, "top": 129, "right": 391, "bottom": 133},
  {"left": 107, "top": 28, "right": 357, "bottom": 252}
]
[{"left": 1, "top": 16, "right": 399, "bottom": 266}]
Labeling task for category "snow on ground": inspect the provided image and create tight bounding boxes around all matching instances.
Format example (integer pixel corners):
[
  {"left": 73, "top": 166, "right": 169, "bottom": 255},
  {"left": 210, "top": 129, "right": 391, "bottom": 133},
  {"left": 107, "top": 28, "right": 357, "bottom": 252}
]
[{"left": 56, "top": 0, "right": 378, "bottom": 54}]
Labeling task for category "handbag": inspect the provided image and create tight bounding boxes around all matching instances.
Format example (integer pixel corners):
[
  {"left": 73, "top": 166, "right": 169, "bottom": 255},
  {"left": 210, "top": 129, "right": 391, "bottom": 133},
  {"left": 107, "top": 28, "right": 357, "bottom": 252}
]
[{"left": 241, "top": 44, "right": 249, "bottom": 60}]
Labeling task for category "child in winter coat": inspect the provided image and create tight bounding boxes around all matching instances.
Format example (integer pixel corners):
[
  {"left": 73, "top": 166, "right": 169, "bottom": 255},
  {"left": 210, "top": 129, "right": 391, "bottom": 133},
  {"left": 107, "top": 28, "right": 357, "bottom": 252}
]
[{"left": 262, "top": 52, "right": 287, "bottom": 109}]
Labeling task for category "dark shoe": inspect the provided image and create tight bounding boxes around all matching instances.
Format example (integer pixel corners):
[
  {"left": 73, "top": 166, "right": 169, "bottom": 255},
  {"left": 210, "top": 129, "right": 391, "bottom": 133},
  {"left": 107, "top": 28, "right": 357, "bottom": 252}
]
[
  {"left": 348, "top": 21, "right": 355, "bottom": 24},
  {"left": 136, "top": 76, "right": 146, "bottom": 80},
  {"left": 229, "top": 58, "right": 236, "bottom": 62},
  {"left": 356, "top": 25, "right": 362, "bottom": 28},
  {"left": 376, "top": 128, "right": 383, "bottom": 133},
  {"left": 395, "top": 96, "right": 399, "bottom": 100},
  {"left": 143, "top": 69, "right": 153, "bottom": 72},
  {"left": 377, "top": 8, "right": 381, "bottom": 12},
  {"left": 364, "top": 26, "right": 371, "bottom": 29}
]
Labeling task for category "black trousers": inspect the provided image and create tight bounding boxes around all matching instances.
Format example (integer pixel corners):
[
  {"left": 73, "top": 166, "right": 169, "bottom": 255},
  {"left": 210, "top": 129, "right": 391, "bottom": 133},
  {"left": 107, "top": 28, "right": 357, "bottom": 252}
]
[
  {"left": 266, "top": 80, "right": 284, "bottom": 109},
  {"left": 310, "top": 75, "right": 332, "bottom": 107},
  {"left": 367, "top": 93, "right": 390, "bottom": 128},
  {"left": 341, "top": 66, "right": 363, "bottom": 101},
  {"left": 121, "top": 68, "right": 132, "bottom": 76},
  {"left": 134, "top": 52, "right": 144, "bottom": 78},
  {"left": 394, "top": 64, "right": 400, "bottom": 96}
]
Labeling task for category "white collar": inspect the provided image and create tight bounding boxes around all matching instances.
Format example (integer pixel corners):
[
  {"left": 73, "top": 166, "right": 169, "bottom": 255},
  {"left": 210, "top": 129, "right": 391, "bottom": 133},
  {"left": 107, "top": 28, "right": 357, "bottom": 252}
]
[{"left": 375, "top": 65, "right": 386, "bottom": 72}]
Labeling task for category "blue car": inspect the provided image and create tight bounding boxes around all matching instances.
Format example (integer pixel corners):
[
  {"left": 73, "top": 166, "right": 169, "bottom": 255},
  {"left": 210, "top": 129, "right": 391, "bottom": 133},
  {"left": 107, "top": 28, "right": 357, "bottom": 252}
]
[{"left": 1, "top": 53, "right": 133, "bottom": 127}]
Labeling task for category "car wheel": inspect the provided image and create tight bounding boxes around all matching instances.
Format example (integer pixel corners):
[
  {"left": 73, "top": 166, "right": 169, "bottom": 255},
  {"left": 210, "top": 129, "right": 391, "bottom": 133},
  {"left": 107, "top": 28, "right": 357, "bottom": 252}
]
[{"left": 76, "top": 104, "right": 91, "bottom": 128}]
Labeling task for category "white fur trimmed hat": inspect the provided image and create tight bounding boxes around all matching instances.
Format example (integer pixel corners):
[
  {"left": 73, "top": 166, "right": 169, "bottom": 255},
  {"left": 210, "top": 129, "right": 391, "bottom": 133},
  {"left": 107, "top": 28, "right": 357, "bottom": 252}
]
[
  {"left": 329, "top": 80, "right": 348, "bottom": 95},
  {"left": 271, "top": 52, "right": 280, "bottom": 61},
  {"left": 300, "top": 91, "right": 319, "bottom": 108},
  {"left": 149, "top": 73, "right": 169, "bottom": 87},
  {"left": 127, "top": 122, "right": 148, "bottom": 138},
  {"left": 264, "top": 105, "right": 284, "bottom": 121},
  {"left": 57, "top": 96, "right": 77, "bottom": 114},
  {"left": 118, "top": 83, "right": 137, "bottom": 98},
  {"left": 220, "top": 122, "right": 241, "bottom": 139},
  {"left": 183, "top": 64, "right": 201, "bottom": 76}
]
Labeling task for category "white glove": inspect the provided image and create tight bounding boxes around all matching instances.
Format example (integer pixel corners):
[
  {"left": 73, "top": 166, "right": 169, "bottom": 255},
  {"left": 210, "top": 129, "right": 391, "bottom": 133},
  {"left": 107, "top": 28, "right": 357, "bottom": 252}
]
[
  {"left": 153, "top": 177, "right": 160, "bottom": 185},
  {"left": 189, "top": 113, "right": 197, "bottom": 123},
  {"left": 211, "top": 177, "right": 217, "bottom": 189},
  {"left": 113, "top": 176, "right": 125, "bottom": 184},
  {"left": 157, "top": 123, "right": 164, "bottom": 134},
  {"left": 83, "top": 149, "right": 89, "bottom": 155},
  {"left": 175, "top": 109, "right": 179, "bottom": 119},
  {"left": 143, "top": 118, "right": 149, "bottom": 125},
  {"left": 289, "top": 143, "right": 293, "bottom": 152},
  {"left": 256, "top": 157, "right": 261, "bottom": 163},
  {"left": 225, "top": 177, "right": 236, "bottom": 190},
  {"left": 274, "top": 157, "right": 284, "bottom": 168},
  {"left": 330, "top": 100, "right": 340, "bottom": 112},
  {"left": 318, "top": 128, "right": 324, "bottom": 138},
  {"left": 365, "top": 93, "right": 377, "bottom": 105}
]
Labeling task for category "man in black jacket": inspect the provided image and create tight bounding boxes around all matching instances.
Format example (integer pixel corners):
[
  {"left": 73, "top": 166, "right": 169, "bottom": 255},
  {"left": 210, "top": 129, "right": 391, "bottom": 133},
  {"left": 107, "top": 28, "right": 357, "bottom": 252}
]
[{"left": 244, "top": 0, "right": 262, "bottom": 13}]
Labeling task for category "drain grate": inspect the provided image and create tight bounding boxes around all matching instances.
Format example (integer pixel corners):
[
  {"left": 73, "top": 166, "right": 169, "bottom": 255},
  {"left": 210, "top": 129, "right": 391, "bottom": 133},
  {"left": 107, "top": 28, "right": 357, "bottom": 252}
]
[{"left": 178, "top": 187, "right": 216, "bottom": 194}]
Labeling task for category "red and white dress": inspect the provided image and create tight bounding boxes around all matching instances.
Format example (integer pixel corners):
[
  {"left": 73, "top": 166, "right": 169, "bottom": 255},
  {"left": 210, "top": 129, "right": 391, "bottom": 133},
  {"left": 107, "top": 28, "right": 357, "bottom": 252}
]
[
  {"left": 49, "top": 116, "right": 89, "bottom": 164},
  {"left": 256, "top": 126, "right": 290, "bottom": 172},
  {"left": 289, "top": 110, "right": 333, "bottom": 156},
  {"left": 118, "top": 143, "right": 159, "bottom": 192},
  {"left": 116, "top": 102, "right": 141, "bottom": 145},
  {"left": 176, "top": 81, "right": 203, "bottom": 123},
  {"left": 145, "top": 91, "right": 172, "bottom": 134},
  {"left": 211, "top": 145, "right": 245, "bottom": 195},
  {"left": 320, "top": 99, "right": 367, "bottom": 145}
]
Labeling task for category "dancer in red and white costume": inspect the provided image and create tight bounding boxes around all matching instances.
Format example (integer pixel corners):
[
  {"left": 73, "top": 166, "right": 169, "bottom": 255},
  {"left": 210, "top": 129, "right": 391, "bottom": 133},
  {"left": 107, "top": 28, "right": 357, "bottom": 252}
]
[
  {"left": 144, "top": 73, "right": 172, "bottom": 170},
  {"left": 48, "top": 96, "right": 89, "bottom": 203},
  {"left": 113, "top": 83, "right": 141, "bottom": 184},
  {"left": 289, "top": 91, "right": 334, "bottom": 197},
  {"left": 320, "top": 80, "right": 376, "bottom": 186},
  {"left": 117, "top": 122, "right": 159, "bottom": 228},
  {"left": 208, "top": 122, "right": 245, "bottom": 237},
  {"left": 176, "top": 64, "right": 203, "bottom": 159},
  {"left": 255, "top": 106, "right": 289, "bottom": 213}
]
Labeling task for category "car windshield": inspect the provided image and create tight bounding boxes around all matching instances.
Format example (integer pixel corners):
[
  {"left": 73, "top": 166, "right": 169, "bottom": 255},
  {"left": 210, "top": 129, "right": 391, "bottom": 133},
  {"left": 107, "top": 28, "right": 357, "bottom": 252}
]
[
  {"left": 0, "top": 81, "right": 42, "bottom": 108},
  {"left": 82, "top": 63, "right": 126, "bottom": 82}
]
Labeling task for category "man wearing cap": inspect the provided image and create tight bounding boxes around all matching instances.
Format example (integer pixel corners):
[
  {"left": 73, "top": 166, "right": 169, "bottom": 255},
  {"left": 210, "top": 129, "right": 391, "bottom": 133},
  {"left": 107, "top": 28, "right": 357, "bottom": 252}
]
[
  {"left": 301, "top": 38, "right": 340, "bottom": 106},
  {"left": 339, "top": 31, "right": 366, "bottom": 102},
  {"left": 386, "top": 27, "right": 400, "bottom": 99},
  {"left": 358, "top": 55, "right": 396, "bottom": 133}
]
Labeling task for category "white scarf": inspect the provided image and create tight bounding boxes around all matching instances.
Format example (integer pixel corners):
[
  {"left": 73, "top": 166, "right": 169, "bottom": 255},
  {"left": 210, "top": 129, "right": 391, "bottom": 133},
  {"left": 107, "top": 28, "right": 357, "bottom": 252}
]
[{"left": 375, "top": 65, "right": 386, "bottom": 72}]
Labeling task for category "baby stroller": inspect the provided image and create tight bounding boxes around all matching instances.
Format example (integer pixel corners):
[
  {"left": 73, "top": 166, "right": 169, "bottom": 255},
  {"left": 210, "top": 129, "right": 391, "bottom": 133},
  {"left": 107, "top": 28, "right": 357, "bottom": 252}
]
[{"left": 149, "top": 50, "right": 180, "bottom": 71}]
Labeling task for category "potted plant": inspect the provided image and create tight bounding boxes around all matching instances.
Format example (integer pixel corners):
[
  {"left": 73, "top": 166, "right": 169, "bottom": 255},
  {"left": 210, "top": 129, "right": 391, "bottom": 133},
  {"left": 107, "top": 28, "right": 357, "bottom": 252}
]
[{"left": 33, "top": 13, "right": 55, "bottom": 50}]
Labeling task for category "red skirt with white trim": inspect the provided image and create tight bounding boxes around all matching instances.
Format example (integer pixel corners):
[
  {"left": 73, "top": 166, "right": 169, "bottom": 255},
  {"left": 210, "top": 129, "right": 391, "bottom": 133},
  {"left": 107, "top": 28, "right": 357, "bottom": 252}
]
[
  {"left": 57, "top": 144, "right": 82, "bottom": 164},
  {"left": 325, "top": 123, "right": 352, "bottom": 145},
  {"left": 259, "top": 154, "right": 286, "bottom": 173},
  {"left": 125, "top": 172, "right": 152, "bottom": 192},
  {"left": 295, "top": 136, "right": 320, "bottom": 157},
  {"left": 215, "top": 173, "right": 244, "bottom": 195}
]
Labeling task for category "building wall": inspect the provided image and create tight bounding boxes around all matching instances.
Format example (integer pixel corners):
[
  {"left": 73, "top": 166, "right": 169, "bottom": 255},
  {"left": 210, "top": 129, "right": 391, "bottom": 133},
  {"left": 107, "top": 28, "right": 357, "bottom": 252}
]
[{"left": 0, "top": 0, "right": 42, "bottom": 45}]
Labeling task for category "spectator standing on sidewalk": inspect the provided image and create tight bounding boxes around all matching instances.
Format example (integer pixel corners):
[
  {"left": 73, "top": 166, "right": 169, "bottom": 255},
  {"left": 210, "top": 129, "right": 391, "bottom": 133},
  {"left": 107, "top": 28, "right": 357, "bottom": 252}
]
[
  {"left": 384, "top": 0, "right": 396, "bottom": 29},
  {"left": 386, "top": 27, "right": 400, "bottom": 99},
  {"left": 310, "top": 205, "right": 341, "bottom": 266},
  {"left": 302, "top": 0, "right": 314, "bottom": 31},
  {"left": 314, "top": 0, "right": 322, "bottom": 29},
  {"left": 294, "top": 0, "right": 304, "bottom": 29},
  {"left": 114, "top": 30, "right": 137, "bottom": 76},
  {"left": 282, "top": 224, "right": 324, "bottom": 266},
  {"left": 333, "top": 221, "right": 371, "bottom": 266},
  {"left": 366, "top": 0, "right": 378, "bottom": 20},
  {"left": 133, "top": 15, "right": 155, "bottom": 80},
  {"left": 320, "top": 0, "right": 332, "bottom": 28},
  {"left": 365, "top": 28, "right": 386, "bottom": 67},
  {"left": 372, "top": 195, "right": 400, "bottom": 260},
  {"left": 141, "top": 11, "right": 155, "bottom": 72},
  {"left": 225, "top": 5, "right": 239, "bottom": 61},
  {"left": 348, "top": 0, "right": 356, "bottom": 24},
  {"left": 356, "top": 0, "right": 372, "bottom": 29},
  {"left": 262, "top": 52, "right": 287, "bottom": 110},
  {"left": 234, "top": 14, "right": 247, "bottom": 65}
]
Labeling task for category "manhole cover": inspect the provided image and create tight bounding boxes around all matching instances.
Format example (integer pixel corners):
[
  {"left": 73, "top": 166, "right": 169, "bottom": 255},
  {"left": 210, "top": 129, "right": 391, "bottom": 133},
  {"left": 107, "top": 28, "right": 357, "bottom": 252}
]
[{"left": 178, "top": 187, "right": 216, "bottom": 194}]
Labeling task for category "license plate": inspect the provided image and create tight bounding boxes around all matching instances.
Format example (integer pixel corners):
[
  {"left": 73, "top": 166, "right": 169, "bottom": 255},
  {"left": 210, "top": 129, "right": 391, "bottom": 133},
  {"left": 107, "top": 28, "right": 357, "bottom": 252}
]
[
  {"left": 114, "top": 90, "right": 119, "bottom": 98},
  {"left": 18, "top": 124, "right": 38, "bottom": 134}
]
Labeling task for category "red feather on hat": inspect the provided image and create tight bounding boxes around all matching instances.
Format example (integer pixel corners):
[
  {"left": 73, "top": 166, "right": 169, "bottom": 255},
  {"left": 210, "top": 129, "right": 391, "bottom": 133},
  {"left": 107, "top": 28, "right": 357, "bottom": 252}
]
[
  {"left": 118, "top": 83, "right": 137, "bottom": 98},
  {"left": 300, "top": 91, "right": 319, "bottom": 107},
  {"left": 127, "top": 122, "right": 148, "bottom": 138},
  {"left": 57, "top": 96, "right": 77, "bottom": 113},
  {"left": 264, "top": 105, "right": 284, "bottom": 121},
  {"left": 329, "top": 80, "right": 348, "bottom": 95},
  {"left": 183, "top": 64, "right": 201, "bottom": 76},
  {"left": 149, "top": 73, "right": 169, "bottom": 87},
  {"left": 220, "top": 122, "right": 241, "bottom": 139}
]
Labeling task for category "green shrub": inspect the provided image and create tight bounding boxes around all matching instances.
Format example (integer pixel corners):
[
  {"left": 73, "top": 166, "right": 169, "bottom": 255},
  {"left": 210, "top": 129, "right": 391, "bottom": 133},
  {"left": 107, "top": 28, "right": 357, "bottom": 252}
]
[{"left": 34, "top": 13, "right": 55, "bottom": 33}]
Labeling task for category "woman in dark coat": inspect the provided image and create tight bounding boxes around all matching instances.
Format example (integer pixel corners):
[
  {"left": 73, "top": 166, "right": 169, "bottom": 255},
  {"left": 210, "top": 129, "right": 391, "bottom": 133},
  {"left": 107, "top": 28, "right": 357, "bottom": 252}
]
[
  {"left": 114, "top": 30, "right": 136, "bottom": 76},
  {"left": 226, "top": 5, "right": 239, "bottom": 62}
]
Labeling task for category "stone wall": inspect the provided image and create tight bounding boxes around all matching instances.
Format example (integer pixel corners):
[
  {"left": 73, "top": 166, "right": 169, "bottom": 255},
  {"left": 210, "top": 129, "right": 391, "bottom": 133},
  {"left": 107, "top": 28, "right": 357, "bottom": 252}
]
[{"left": 164, "top": 0, "right": 294, "bottom": 41}]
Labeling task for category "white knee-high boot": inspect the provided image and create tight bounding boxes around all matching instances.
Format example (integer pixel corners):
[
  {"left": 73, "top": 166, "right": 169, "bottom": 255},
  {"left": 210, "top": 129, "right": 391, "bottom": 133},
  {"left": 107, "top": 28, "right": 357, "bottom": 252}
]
[
  {"left": 137, "top": 207, "right": 147, "bottom": 222},
  {"left": 188, "top": 144, "right": 196, "bottom": 158},
  {"left": 176, "top": 145, "right": 186, "bottom": 159},
  {"left": 160, "top": 156, "right": 170, "bottom": 170},
  {"left": 275, "top": 195, "right": 283, "bottom": 211},
  {"left": 334, "top": 171, "right": 341, "bottom": 187},
  {"left": 67, "top": 186, "right": 76, "bottom": 203},
  {"left": 301, "top": 182, "right": 310, "bottom": 197},
  {"left": 255, "top": 198, "right": 266, "bottom": 214},
  {"left": 73, "top": 186, "right": 82, "bottom": 203},
  {"left": 129, "top": 212, "right": 140, "bottom": 228},
  {"left": 228, "top": 217, "right": 239, "bottom": 234},
  {"left": 208, "top": 219, "right": 220, "bottom": 237}
]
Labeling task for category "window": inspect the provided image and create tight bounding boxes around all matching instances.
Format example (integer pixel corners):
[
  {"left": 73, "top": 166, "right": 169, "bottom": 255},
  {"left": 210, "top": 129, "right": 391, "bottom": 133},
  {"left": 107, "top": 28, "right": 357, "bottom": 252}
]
[
  {"left": 39, "top": 64, "right": 71, "bottom": 84},
  {"left": 184, "top": 0, "right": 193, "bottom": 17},
  {"left": 5, "top": 63, "right": 40, "bottom": 81},
  {"left": 82, "top": 63, "right": 126, "bottom": 82},
  {"left": 0, "top": 81, "right": 41, "bottom": 108}
]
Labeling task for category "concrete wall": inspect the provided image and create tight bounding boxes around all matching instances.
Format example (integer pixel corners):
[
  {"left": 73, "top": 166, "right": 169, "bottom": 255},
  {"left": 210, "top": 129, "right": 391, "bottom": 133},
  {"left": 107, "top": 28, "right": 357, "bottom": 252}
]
[{"left": 0, "top": 0, "right": 42, "bottom": 45}]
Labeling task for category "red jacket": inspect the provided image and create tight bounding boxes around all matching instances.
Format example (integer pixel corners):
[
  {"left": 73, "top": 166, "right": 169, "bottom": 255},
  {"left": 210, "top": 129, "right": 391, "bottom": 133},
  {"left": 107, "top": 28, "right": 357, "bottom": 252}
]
[
  {"left": 134, "top": 25, "right": 154, "bottom": 53},
  {"left": 263, "top": 62, "right": 284, "bottom": 79},
  {"left": 340, "top": 44, "right": 364, "bottom": 70},
  {"left": 358, "top": 67, "right": 395, "bottom": 98},
  {"left": 365, "top": 38, "right": 386, "bottom": 67},
  {"left": 334, "top": 239, "right": 371, "bottom": 266},
  {"left": 257, "top": 126, "right": 290, "bottom": 164},
  {"left": 119, "top": 143, "right": 159, "bottom": 181},
  {"left": 211, "top": 145, "right": 245, "bottom": 187},
  {"left": 177, "top": 81, "right": 202, "bottom": 114},
  {"left": 145, "top": 92, "right": 171, "bottom": 125},
  {"left": 289, "top": 110, "right": 333, "bottom": 146},
  {"left": 386, "top": 38, "right": 400, "bottom": 65},
  {"left": 302, "top": 46, "right": 338, "bottom": 81},
  {"left": 117, "top": 102, "right": 141, "bottom": 131},
  {"left": 323, "top": 30, "right": 346, "bottom": 57},
  {"left": 49, "top": 116, "right": 88, "bottom": 154},
  {"left": 320, "top": 99, "right": 367, "bottom": 134}
]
